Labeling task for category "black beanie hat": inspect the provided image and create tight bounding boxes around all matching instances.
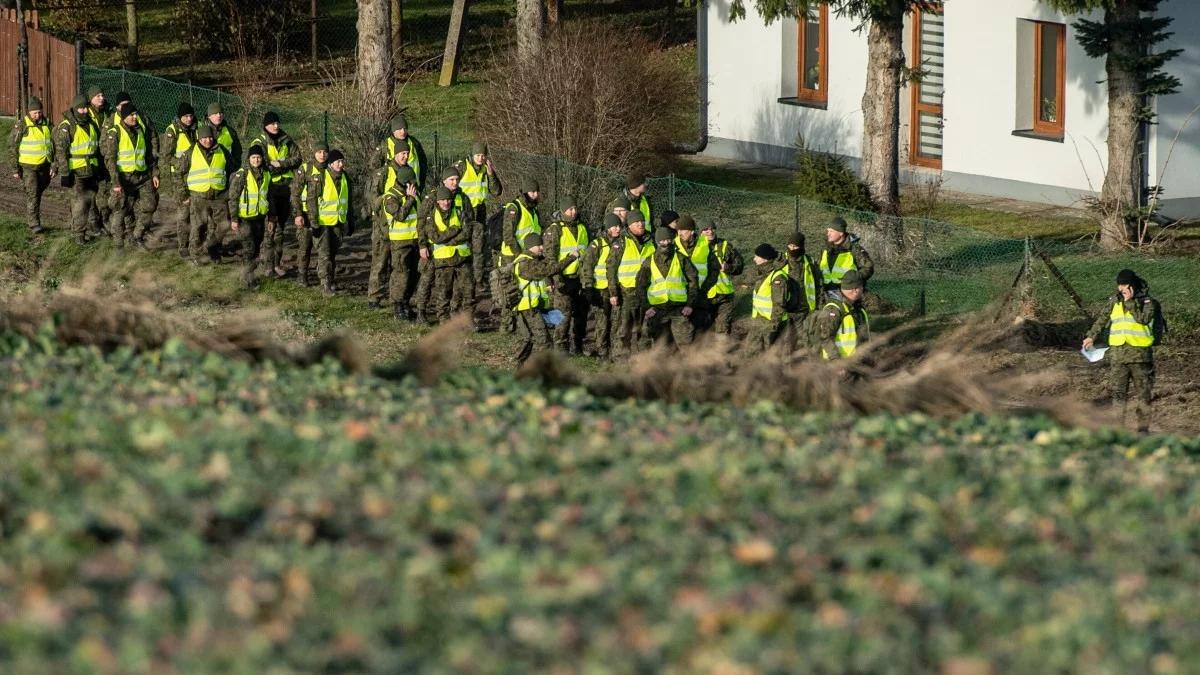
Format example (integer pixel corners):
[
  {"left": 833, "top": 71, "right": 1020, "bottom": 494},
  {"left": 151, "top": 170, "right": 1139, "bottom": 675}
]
[
  {"left": 660, "top": 210, "right": 679, "bottom": 229},
  {"left": 263, "top": 111, "right": 281, "bottom": 127},
  {"left": 120, "top": 103, "right": 138, "bottom": 119},
  {"left": 754, "top": 244, "right": 778, "bottom": 260},
  {"left": 177, "top": 102, "right": 195, "bottom": 118},
  {"left": 247, "top": 145, "right": 265, "bottom": 159},
  {"left": 327, "top": 149, "right": 345, "bottom": 164},
  {"left": 1116, "top": 269, "right": 1140, "bottom": 287},
  {"left": 115, "top": 91, "right": 132, "bottom": 105}
]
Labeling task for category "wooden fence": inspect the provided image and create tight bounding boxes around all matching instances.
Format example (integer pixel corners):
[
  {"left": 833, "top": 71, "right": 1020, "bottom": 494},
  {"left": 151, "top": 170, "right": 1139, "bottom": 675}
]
[{"left": 1, "top": 9, "right": 78, "bottom": 117}]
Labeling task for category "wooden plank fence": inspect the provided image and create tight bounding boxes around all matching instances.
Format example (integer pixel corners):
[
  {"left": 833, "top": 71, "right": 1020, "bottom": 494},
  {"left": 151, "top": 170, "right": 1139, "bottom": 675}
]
[{"left": 1, "top": 10, "right": 78, "bottom": 117}]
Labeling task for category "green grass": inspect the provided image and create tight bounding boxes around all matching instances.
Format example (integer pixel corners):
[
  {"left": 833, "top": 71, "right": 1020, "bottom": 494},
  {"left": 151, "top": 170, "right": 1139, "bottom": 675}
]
[
  {"left": 914, "top": 202, "right": 1096, "bottom": 241},
  {"left": 3, "top": 335, "right": 1200, "bottom": 672}
]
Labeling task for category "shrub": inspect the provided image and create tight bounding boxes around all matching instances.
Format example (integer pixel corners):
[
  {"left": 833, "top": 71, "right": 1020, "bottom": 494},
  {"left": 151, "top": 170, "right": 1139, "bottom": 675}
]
[{"left": 794, "top": 142, "right": 877, "bottom": 214}]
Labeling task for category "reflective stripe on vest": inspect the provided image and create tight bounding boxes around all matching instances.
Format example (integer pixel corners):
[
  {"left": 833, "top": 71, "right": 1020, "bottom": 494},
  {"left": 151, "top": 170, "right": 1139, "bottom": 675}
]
[
  {"left": 432, "top": 208, "right": 470, "bottom": 259},
  {"left": 116, "top": 124, "right": 147, "bottom": 173},
  {"left": 594, "top": 240, "right": 611, "bottom": 290},
  {"left": 708, "top": 239, "right": 735, "bottom": 298},
  {"left": 784, "top": 258, "right": 818, "bottom": 312},
  {"left": 514, "top": 254, "right": 550, "bottom": 311},
  {"left": 18, "top": 117, "right": 52, "bottom": 166},
  {"left": 388, "top": 136, "right": 419, "bottom": 181},
  {"left": 752, "top": 268, "right": 789, "bottom": 320},
  {"left": 821, "top": 302, "right": 869, "bottom": 359},
  {"left": 501, "top": 200, "right": 541, "bottom": 257},
  {"left": 460, "top": 161, "right": 488, "bottom": 207},
  {"left": 68, "top": 122, "right": 99, "bottom": 171},
  {"left": 557, "top": 223, "right": 588, "bottom": 276},
  {"left": 618, "top": 235, "right": 653, "bottom": 289},
  {"left": 237, "top": 169, "right": 272, "bottom": 218},
  {"left": 263, "top": 138, "right": 293, "bottom": 180},
  {"left": 820, "top": 249, "right": 856, "bottom": 285},
  {"left": 647, "top": 255, "right": 687, "bottom": 306},
  {"left": 318, "top": 171, "right": 349, "bottom": 226},
  {"left": 1108, "top": 301, "right": 1154, "bottom": 347},
  {"left": 676, "top": 234, "right": 709, "bottom": 285},
  {"left": 385, "top": 187, "right": 419, "bottom": 241},
  {"left": 187, "top": 146, "right": 227, "bottom": 193}
]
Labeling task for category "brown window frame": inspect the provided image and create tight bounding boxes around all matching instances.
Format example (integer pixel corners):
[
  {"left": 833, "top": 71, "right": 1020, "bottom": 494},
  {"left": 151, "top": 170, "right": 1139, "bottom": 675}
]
[
  {"left": 1033, "top": 21, "right": 1066, "bottom": 137},
  {"left": 909, "top": 3, "right": 944, "bottom": 169},
  {"left": 797, "top": 2, "right": 829, "bottom": 104}
]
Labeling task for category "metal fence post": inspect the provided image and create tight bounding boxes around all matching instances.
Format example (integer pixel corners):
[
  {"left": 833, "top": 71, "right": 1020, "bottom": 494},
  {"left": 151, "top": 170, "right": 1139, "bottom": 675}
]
[
  {"left": 187, "top": 80, "right": 193, "bottom": 106},
  {"left": 433, "top": 130, "right": 440, "bottom": 179},
  {"left": 121, "top": 69, "right": 127, "bottom": 90},
  {"left": 669, "top": 174, "right": 676, "bottom": 210},
  {"left": 794, "top": 195, "right": 800, "bottom": 233},
  {"left": 322, "top": 110, "right": 329, "bottom": 146},
  {"left": 554, "top": 156, "right": 560, "bottom": 210}
]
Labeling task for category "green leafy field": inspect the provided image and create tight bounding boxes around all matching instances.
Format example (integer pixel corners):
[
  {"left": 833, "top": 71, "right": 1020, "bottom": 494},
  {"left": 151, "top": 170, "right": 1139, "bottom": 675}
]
[{"left": 2, "top": 334, "right": 1199, "bottom": 673}]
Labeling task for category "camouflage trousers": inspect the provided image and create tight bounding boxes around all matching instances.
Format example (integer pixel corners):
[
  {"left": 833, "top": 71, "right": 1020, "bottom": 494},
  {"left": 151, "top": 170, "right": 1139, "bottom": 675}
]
[
  {"left": 261, "top": 183, "right": 292, "bottom": 272},
  {"left": 367, "top": 217, "right": 391, "bottom": 304},
  {"left": 108, "top": 174, "right": 158, "bottom": 248},
  {"left": 237, "top": 216, "right": 267, "bottom": 286},
  {"left": 296, "top": 218, "right": 315, "bottom": 283},
  {"left": 645, "top": 305, "right": 695, "bottom": 350},
  {"left": 746, "top": 319, "right": 793, "bottom": 355},
  {"left": 388, "top": 242, "right": 420, "bottom": 307},
  {"left": 707, "top": 293, "right": 737, "bottom": 335},
  {"left": 516, "top": 308, "right": 553, "bottom": 364},
  {"left": 313, "top": 225, "right": 343, "bottom": 289},
  {"left": 613, "top": 290, "right": 647, "bottom": 359},
  {"left": 69, "top": 175, "right": 101, "bottom": 239},
  {"left": 1111, "top": 361, "right": 1154, "bottom": 432},
  {"left": 429, "top": 259, "right": 475, "bottom": 323},
  {"left": 19, "top": 165, "right": 50, "bottom": 232},
  {"left": 584, "top": 288, "right": 614, "bottom": 358},
  {"left": 552, "top": 276, "right": 589, "bottom": 353},
  {"left": 189, "top": 193, "right": 230, "bottom": 260}
]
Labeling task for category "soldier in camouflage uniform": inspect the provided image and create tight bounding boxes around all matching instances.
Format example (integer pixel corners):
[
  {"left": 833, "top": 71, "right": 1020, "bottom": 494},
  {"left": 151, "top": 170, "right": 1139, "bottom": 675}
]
[
  {"left": 1083, "top": 269, "right": 1162, "bottom": 433},
  {"left": 55, "top": 95, "right": 103, "bottom": 244},
  {"left": 452, "top": 142, "right": 504, "bottom": 288},
  {"left": 745, "top": 244, "right": 793, "bottom": 355},
  {"left": 161, "top": 103, "right": 198, "bottom": 257},
  {"left": 367, "top": 142, "right": 414, "bottom": 308},
  {"left": 248, "top": 111, "right": 301, "bottom": 277},
  {"left": 303, "top": 149, "right": 353, "bottom": 295},
  {"left": 808, "top": 270, "right": 870, "bottom": 360},
  {"left": 607, "top": 209, "right": 654, "bottom": 358},
  {"left": 102, "top": 104, "right": 159, "bottom": 249},
  {"left": 204, "top": 103, "right": 241, "bottom": 172},
  {"left": 380, "top": 166, "right": 422, "bottom": 320},
  {"left": 580, "top": 213, "right": 625, "bottom": 359},
  {"left": 86, "top": 86, "right": 112, "bottom": 231},
  {"left": 421, "top": 185, "right": 476, "bottom": 324},
  {"left": 783, "top": 231, "right": 823, "bottom": 324},
  {"left": 374, "top": 114, "right": 428, "bottom": 187},
  {"left": 819, "top": 216, "right": 874, "bottom": 293},
  {"left": 699, "top": 218, "right": 744, "bottom": 335},
  {"left": 637, "top": 226, "right": 700, "bottom": 349},
  {"left": 497, "top": 180, "right": 543, "bottom": 333},
  {"left": 228, "top": 146, "right": 277, "bottom": 287},
  {"left": 413, "top": 167, "right": 469, "bottom": 322},
  {"left": 542, "top": 196, "right": 590, "bottom": 353},
  {"left": 9, "top": 96, "right": 55, "bottom": 235},
  {"left": 619, "top": 173, "right": 653, "bottom": 233},
  {"left": 291, "top": 143, "right": 328, "bottom": 285},
  {"left": 671, "top": 215, "right": 716, "bottom": 333},
  {"left": 177, "top": 125, "right": 232, "bottom": 263},
  {"left": 512, "top": 233, "right": 579, "bottom": 363}
]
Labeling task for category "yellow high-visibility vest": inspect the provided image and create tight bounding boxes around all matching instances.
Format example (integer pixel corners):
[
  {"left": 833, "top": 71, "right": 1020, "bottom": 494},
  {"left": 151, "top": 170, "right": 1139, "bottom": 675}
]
[
  {"left": 593, "top": 239, "right": 611, "bottom": 290},
  {"left": 617, "top": 235, "right": 653, "bottom": 289},
  {"left": 556, "top": 222, "right": 588, "bottom": 276},
  {"left": 820, "top": 301, "right": 870, "bottom": 359},
  {"left": 115, "top": 124, "right": 147, "bottom": 173},
  {"left": 1108, "top": 301, "right": 1154, "bottom": 347},
  {"left": 317, "top": 170, "right": 349, "bottom": 226},
  {"left": 460, "top": 161, "right": 489, "bottom": 207},
  {"left": 186, "top": 146, "right": 227, "bottom": 194},
  {"left": 384, "top": 186, "right": 419, "bottom": 241},
  {"left": 299, "top": 162, "right": 322, "bottom": 213},
  {"left": 707, "top": 239, "right": 735, "bottom": 299},
  {"left": 18, "top": 116, "right": 52, "bottom": 166},
  {"left": 630, "top": 193, "right": 652, "bottom": 232},
  {"left": 67, "top": 122, "right": 99, "bottom": 171},
  {"left": 261, "top": 137, "right": 293, "bottom": 180},
  {"left": 783, "top": 258, "right": 818, "bottom": 312},
  {"left": 501, "top": 200, "right": 541, "bottom": 258},
  {"left": 752, "top": 268, "right": 789, "bottom": 320},
  {"left": 214, "top": 125, "right": 235, "bottom": 155},
  {"left": 167, "top": 122, "right": 195, "bottom": 174},
  {"left": 431, "top": 207, "right": 470, "bottom": 259},
  {"left": 676, "top": 235, "right": 709, "bottom": 285},
  {"left": 647, "top": 254, "right": 687, "bottom": 306},
  {"left": 514, "top": 253, "right": 549, "bottom": 311},
  {"left": 819, "top": 248, "right": 857, "bottom": 286},
  {"left": 237, "top": 169, "right": 272, "bottom": 218}
]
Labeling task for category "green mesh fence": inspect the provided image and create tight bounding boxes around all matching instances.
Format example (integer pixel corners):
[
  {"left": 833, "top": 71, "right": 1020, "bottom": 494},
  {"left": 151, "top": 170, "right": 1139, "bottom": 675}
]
[{"left": 81, "top": 65, "right": 1200, "bottom": 335}]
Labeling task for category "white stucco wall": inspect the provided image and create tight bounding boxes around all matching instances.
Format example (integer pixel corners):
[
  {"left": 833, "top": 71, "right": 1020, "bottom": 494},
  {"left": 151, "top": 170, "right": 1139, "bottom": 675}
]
[
  {"left": 705, "top": 0, "right": 865, "bottom": 158},
  {"left": 1152, "top": 0, "right": 1200, "bottom": 206}
]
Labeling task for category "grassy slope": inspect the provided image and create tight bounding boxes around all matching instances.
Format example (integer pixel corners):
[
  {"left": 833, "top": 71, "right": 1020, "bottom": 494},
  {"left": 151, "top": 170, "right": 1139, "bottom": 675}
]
[{"left": 2, "top": 337, "right": 1199, "bottom": 672}]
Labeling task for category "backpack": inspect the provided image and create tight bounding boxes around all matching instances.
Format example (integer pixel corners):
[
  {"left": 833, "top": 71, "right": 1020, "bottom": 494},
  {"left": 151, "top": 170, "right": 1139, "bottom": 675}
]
[
  {"left": 781, "top": 275, "right": 806, "bottom": 314},
  {"left": 490, "top": 257, "right": 523, "bottom": 310}
]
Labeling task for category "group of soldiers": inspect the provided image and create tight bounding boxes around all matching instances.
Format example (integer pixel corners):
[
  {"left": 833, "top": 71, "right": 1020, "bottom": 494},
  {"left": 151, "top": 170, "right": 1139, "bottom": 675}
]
[{"left": 10, "top": 87, "right": 878, "bottom": 364}]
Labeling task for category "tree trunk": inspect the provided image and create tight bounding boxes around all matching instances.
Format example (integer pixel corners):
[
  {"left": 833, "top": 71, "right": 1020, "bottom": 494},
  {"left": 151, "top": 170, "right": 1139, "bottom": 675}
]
[
  {"left": 125, "top": 0, "right": 139, "bottom": 69},
  {"left": 356, "top": 0, "right": 394, "bottom": 119},
  {"left": 439, "top": 0, "right": 469, "bottom": 87},
  {"left": 860, "top": 15, "right": 904, "bottom": 244},
  {"left": 1099, "top": 2, "right": 1141, "bottom": 251},
  {"left": 516, "top": 0, "right": 545, "bottom": 60},
  {"left": 545, "top": 0, "right": 562, "bottom": 26},
  {"left": 391, "top": 0, "right": 404, "bottom": 63}
]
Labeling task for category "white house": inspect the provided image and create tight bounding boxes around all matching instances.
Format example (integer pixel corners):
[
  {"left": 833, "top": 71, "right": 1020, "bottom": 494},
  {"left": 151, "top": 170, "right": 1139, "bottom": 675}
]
[{"left": 701, "top": 0, "right": 1200, "bottom": 219}]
